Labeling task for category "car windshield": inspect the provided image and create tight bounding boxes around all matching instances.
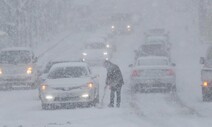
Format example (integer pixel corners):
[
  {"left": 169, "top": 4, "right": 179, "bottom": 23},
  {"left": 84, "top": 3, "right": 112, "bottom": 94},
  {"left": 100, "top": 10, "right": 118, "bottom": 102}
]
[
  {"left": 48, "top": 66, "right": 88, "bottom": 79},
  {"left": 85, "top": 43, "right": 105, "bottom": 49},
  {"left": 0, "top": 50, "right": 31, "bottom": 64},
  {"left": 137, "top": 58, "right": 168, "bottom": 66},
  {"left": 111, "top": 14, "right": 131, "bottom": 22}
]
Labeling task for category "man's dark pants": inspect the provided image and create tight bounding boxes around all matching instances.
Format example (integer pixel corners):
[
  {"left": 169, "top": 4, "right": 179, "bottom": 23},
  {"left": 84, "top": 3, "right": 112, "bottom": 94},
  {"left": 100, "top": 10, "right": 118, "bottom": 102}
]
[{"left": 110, "top": 85, "right": 122, "bottom": 107}]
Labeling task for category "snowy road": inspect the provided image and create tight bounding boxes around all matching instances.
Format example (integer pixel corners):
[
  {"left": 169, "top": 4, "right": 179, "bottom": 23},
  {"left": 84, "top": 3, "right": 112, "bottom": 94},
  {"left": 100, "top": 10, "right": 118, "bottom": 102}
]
[{"left": 1, "top": 0, "right": 212, "bottom": 127}]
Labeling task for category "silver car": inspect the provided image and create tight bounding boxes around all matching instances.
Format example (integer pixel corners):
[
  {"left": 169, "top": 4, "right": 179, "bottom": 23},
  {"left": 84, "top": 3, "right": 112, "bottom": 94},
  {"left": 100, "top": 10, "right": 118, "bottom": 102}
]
[
  {"left": 40, "top": 62, "right": 99, "bottom": 109},
  {"left": 130, "top": 56, "right": 176, "bottom": 93},
  {"left": 81, "top": 40, "right": 112, "bottom": 65},
  {"left": 0, "top": 47, "right": 38, "bottom": 89}
]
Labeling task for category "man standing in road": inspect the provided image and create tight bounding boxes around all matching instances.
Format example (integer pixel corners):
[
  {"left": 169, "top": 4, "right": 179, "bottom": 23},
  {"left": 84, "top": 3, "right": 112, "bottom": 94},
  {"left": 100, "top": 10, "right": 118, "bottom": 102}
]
[{"left": 103, "top": 60, "right": 124, "bottom": 108}]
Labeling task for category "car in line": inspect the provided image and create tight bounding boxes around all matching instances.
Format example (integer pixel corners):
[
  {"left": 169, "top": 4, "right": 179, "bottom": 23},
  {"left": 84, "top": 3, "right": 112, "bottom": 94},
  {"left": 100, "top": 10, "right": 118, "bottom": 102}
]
[
  {"left": 81, "top": 39, "right": 112, "bottom": 65},
  {"left": 110, "top": 13, "right": 133, "bottom": 34},
  {"left": 39, "top": 61, "right": 99, "bottom": 109},
  {"left": 129, "top": 56, "right": 176, "bottom": 93},
  {"left": 200, "top": 46, "right": 212, "bottom": 101},
  {"left": 0, "top": 47, "right": 38, "bottom": 89}
]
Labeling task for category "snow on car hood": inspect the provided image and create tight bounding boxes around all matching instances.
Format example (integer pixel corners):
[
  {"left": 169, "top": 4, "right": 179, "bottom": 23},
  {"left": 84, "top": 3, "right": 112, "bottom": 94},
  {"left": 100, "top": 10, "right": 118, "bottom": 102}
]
[{"left": 45, "top": 77, "right": 92, "bottom": 88}]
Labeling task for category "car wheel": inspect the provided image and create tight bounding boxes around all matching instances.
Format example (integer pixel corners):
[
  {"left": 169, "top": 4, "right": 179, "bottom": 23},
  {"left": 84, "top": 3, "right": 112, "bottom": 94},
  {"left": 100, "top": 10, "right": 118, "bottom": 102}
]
[
  {"left": 91, "top": 90, "right": 99, "bottom": 107},
  {"left": 167, "top": 84, "right": 176, "bottom": 93},
  {"left": 42, "top": 103, "right": 48, "bottom": 110},
  {"left": 30, "top": 83, "right": 38, "bottom": 89},
  {"left": 203, "top": 95, "right": 208, "bottom": 102},
  {"left": 202, "top": 87, "right": 210, "bottom": 102},
  {"left": 42, "top": 103, "right": 55, "bottom": 110},
  {"left": 94, "top": 93, "right": 99, "bottom": 104}
]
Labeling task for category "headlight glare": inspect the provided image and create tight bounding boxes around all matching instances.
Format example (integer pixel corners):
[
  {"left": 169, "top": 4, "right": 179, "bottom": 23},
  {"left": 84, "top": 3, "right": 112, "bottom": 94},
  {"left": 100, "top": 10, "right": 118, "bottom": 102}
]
[
  {"left": 82, "top": 53, "right": 87, "bottom": 56},
  {"left": 103, "top": 52, "right": 108, "bottom": 55},
  {"left": 87, "top": 82, "right": 94, "bottom": 88},
  {"left": 203, "top": 81, "right": 208, "bottom": 87},
  {"left": 45, "top": 95, "right": 54, "bottom": 100},
  {"left": 27, "top": 67, "right": 33, "bottom": 74},
  {"left": 41, "top": 84, "right": 47, "bottom": 91},
  {"left": 0, "top": 68, "right": 3, "bottom": 75},
  {"left": 81, "top": 94, "right": 89, "bottom": 98}
]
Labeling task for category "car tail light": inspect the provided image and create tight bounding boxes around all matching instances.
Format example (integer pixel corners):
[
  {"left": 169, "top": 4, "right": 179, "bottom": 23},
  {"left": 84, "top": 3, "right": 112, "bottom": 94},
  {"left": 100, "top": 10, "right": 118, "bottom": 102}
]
[
  {"left": 131, "top": 70, "right": 140, "bottom": 77},
  {"left": 203, "top": 81, "right": 208, "bottom": 87},
  {"left": 167, "top": 69, "right": 175, "bottom": 76}
]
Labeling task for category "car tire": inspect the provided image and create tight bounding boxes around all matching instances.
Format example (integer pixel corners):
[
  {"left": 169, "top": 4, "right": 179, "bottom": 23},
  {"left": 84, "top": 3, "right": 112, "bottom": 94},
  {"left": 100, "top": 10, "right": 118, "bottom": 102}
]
[
  {"left": 42, "top": 103, "right": 55, "bottom": 110},
  {"left": 203, "top": 95, "right": 208, "bottom": 102},
  {"left": 30, "top": 83, "right": 38, "bottom": 89},
  {"left": 42, "top": 103, "right": 48, "bottom": 110},
  {"left": 92, "top": 90, "right": 100, "bottom": 106},
  {"left": 167, "top": 84, "right": 176, "bottom": 93},
  {"left": 202, "top": 87, "right": 210, "bottom": 102}
]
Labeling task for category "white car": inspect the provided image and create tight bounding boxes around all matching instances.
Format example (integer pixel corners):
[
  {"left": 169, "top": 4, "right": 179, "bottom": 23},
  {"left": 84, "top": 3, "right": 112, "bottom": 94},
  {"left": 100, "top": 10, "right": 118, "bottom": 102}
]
[
  {"left": 130, "top": 56, "right": 176, "bottom": 93},
  {"left": 0, "top": 47, "right": 38, "bottom": 89},
  {"left": 110, "top": 13, "right": 133, "bottom": 34},
  {"left": 81, "top": 40, "right": 112, "bottom": 65},
  {"left": 39, "top": 62, "right": 99, "bottom": 109}
]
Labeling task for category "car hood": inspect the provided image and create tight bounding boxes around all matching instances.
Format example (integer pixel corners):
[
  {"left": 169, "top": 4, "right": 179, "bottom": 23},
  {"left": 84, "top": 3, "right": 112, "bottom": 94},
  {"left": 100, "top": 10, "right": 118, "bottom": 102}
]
[{"left": 45, "top": 77, "right": 92, "bottom": 88}]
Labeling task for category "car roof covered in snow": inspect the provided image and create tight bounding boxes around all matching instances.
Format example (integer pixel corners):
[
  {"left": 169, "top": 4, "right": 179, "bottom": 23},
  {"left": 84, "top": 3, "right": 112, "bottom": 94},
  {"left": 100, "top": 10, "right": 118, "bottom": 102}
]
[{"left": 0, "top": 47, "right": 33, "bottom": 52}]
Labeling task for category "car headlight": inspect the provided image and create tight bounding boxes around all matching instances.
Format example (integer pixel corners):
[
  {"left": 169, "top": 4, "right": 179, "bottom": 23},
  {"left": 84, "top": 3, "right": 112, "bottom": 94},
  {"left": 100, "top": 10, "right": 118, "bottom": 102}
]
[
  {"left": 0, "top": 68, "right": 3, "bottom": 75},
  {"left": 106, "top": 44, "right": 110, "bottom": 48},
  {"left": 103, "top": 52, "right": 108, "bottom": 55},
  {"left": 81, "top": 93, "right": 89, "bottom": 98},
  {"left": 203, "top": 81, "right": 208, "bottom": 87},
  {"left": 111, "top": 25, "right": 115, "bottom": 29},
  {"left": 87, "top": 82, "right": 94, "bottom": 88},
  {"left": 82, "top": 52, "right": 87, "bottom": 56},
  {"left": 41, "top": 84, "right": 48, "bottom": 91},
  {"left": 127, "top": 25, "right": 131, "bottom": 29},
  {"left": 26, "top": 67, "right": 33, "bottom": 74},
  {"left": 45, "top": 95, "right": 54, "bottom": 100}
]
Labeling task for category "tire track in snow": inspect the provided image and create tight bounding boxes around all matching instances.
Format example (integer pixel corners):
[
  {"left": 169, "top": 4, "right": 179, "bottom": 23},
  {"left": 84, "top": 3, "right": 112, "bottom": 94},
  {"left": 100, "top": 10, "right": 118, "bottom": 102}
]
[
  {"left": 167, "top": 92, "right": 202, "bottom": 117},
  {"left": 129, "top": 90, "right": 202, "bottom": 118}
]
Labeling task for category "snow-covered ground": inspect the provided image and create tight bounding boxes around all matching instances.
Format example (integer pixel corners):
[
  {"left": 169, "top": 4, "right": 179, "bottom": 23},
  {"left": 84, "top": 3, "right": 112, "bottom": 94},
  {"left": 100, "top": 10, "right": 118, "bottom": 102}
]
[{"left": 1, "top": 0, "right": 212, "bottom": 127}]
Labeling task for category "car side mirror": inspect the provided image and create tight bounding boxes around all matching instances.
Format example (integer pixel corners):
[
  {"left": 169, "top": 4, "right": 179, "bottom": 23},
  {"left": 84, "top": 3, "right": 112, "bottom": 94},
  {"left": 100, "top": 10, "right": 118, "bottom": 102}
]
[
  {"left": 200, "top": 57, "right": 205, "bottom": 64},
  {"left": 129, "top": 64, "right": 133, "bottom": 67}
]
